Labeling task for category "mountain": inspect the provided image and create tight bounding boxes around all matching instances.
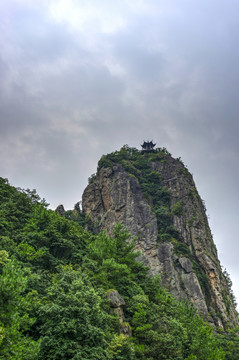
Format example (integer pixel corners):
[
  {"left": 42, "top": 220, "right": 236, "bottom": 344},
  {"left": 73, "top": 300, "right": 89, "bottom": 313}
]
[
  {"left": 82, "top": 145, "right": 238, "bottom": 328},
  {"left": 0, "top": 161, "right": 239, "bottom": 359}
]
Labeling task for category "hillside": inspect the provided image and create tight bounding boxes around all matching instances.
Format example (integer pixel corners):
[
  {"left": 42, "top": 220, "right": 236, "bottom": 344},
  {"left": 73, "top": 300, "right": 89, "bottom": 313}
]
[{"left": 0, "top": 147, "right": 239, "bottom": 359}]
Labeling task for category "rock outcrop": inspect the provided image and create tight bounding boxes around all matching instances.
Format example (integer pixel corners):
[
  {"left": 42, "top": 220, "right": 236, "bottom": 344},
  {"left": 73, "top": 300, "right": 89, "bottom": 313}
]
[
  {"left": 82, "top": 147, "right": 238, "bottom": 328},
  {"left": 106, "top": 290, "right": 131, "bottom": 336},
  {"left": 55, "top": 204, "right": 65, "bottom": 216},
  {"left": 106, "top": 290, "right": 126, "bottom": 323}
]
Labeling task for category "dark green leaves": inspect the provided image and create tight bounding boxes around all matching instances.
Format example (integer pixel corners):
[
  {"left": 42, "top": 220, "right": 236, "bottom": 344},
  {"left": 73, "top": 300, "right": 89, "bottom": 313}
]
[
  {"left": 38, "top": 267, "right": 112, "bottom": 360},
  {"left": 0, "top": 176, "right": 237, "bottom": 360}
]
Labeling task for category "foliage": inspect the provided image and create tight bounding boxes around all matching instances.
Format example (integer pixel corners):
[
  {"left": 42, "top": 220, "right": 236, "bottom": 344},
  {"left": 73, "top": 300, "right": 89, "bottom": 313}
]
[
  {"left": 63, "top": 206, "right": 95, "bottom": 233},
  {"left": 216, "top": 327, "right": 239, "bottom": 360},
  {"left": 97, "top": 145, "right": 177, "bottom": 244},
  {"left": 0, "top": 256, "right": 40, "bottom": 359},
  {"left": 38, "top": 266, "right": 113, "bottom": 360},
  {"left": 223, "top": 268, "right": 238, "bottom": 308},
  {"left": 0, "top": 176, "right": 238, "bottom": 359},
  {"left": 172, "top": 200, "right": 184, "bottom": 216}
]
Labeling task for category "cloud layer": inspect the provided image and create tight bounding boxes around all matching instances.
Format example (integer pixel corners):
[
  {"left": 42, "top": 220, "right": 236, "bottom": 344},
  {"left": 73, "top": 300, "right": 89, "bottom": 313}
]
[{"left": 1, "top": 0, "right": 239, "bottom": 304}]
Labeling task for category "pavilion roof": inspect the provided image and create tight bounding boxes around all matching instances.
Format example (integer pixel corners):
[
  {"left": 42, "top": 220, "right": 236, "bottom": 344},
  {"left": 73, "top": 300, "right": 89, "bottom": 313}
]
[{"left": 141, "top": 141, "right": 156, "bottom": 149}]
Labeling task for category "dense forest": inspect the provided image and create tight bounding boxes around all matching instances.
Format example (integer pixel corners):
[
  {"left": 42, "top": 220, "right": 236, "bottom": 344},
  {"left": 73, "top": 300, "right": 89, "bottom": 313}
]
[{"left": 0, "top": 173, "right": 239, "bottom": 359}]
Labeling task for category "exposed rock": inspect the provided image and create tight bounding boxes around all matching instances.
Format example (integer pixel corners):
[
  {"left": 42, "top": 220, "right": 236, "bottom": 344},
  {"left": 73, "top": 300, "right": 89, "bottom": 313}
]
[
  {"left": 106, "top": 290, "right": 131, "bottom": 336},
  {"left": 83, "top": 166, "right": 160, "bottom": 274},
  {"left": 179, "top": 257, "right": 193, "bottom": 273},
  {"left": 55, "top": 204, "right": 65, "bottom": 216},
  {"left": 74, "top": 201, "right": 81, "bottom": 211},
  {"left": 106, "top": 290, "right": 125, "bottom": 308},
  {"left": 83, "top": 152, "right": 238, "bottom": 328},
  {"left": 113, "top": 307, "right": 125, "bottom": 324},
  {"left": 120, "top": 322, "right": 132, "bottom": 337},
  {"left": 106, "top": 290, "right": 125, "bottom": 324}
]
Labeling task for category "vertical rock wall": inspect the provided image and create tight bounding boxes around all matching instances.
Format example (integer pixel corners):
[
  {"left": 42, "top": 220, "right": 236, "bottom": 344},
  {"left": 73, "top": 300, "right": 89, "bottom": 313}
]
[{"left": 82, "top": 154, "right": 238, "bottom": 328}]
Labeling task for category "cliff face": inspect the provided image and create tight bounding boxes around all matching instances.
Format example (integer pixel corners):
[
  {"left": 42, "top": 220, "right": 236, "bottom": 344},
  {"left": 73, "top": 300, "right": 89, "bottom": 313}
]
[{"left": 82, "top": 147, "right": 238, "bottom": 328}]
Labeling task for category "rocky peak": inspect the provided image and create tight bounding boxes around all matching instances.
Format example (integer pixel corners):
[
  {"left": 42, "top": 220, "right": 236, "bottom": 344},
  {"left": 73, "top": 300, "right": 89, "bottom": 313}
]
[
  {"left": 82, "top": 146, "right": 238, "bottom": 328},
  {"left": 55, "top": 204, "right": 65, "bottom": 216}
]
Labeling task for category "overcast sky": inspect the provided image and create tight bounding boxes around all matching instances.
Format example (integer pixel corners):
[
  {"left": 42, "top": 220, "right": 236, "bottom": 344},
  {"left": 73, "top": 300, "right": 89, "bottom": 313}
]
[{"left": 1, "top": 0, "right": 239, "bottom": 305}]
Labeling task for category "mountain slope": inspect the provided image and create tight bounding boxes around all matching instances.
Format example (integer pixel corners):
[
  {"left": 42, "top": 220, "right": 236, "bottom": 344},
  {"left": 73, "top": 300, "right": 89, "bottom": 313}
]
[
  {"left": 82, "top": 145, "right": 238, "bottom": 328},
  {"left": 1, "top": 176, "right": 234, "bottom": 360}
]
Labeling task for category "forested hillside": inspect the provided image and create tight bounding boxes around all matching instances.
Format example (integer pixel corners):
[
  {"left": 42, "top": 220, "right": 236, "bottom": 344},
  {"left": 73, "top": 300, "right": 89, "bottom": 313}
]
[{"left": 0, "top": 176, "right": 238, "bottom": 359}]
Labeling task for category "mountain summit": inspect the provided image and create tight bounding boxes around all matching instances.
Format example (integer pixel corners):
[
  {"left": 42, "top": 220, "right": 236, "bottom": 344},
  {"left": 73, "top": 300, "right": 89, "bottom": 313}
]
[{"left": 82, "top": 145, "right": 238, "bottom": 328}]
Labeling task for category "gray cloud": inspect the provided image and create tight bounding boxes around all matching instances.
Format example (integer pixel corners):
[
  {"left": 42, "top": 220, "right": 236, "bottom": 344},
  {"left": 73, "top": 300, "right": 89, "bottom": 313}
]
[{"left": 1, "top": 0, "right": 239, "bottom": 304}]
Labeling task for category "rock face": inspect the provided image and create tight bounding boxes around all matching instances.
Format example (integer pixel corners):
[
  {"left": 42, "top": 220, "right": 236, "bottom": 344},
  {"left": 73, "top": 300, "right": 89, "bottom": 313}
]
[
  {"left": 106, "top": 290, "right": 125, "bottom": 323},
  {"left": 55, "top": 204, "right": 65, "bottom": 216},
  {"left": 106, "top": 290, "right": 131, "bottom": 337},
  {"left": 82, "top": 149, "right": 238, "bottom": 328}
]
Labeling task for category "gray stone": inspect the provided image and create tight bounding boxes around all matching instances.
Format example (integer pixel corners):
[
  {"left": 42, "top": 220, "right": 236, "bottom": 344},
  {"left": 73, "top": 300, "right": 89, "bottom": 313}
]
[
  {"left": 55, "top": 204, "right": 65, "bottom": 216},
  {"left": 106, "top": 290, "right": 125, "bottom": 308},
  {"left": 120, "top": 322, "right": 132, "bottom": 337},
  {"left": 106, "top": 290, "right": 126, "bottom": 325},
  {"left": 82, "top": 156, "right": 239, "bottom": 328},
  {"left": 179, "top": 257, "right": 193, "bottom": 273}
]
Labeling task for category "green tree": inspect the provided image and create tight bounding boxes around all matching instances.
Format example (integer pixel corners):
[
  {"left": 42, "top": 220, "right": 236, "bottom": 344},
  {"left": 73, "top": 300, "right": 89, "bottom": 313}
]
[
  {"left": 216, "top": 327, "right": 239, "bottom": 360},
  {"left": 84, "top": 225, "right": 148, "bottom": 299},
  {"left": 38, "top": 266, "right": 115, "bottom": 360},
  {"left": 0, "top": 255, "right": 39, "bottom": 359},
  {"left": 0, "top": 176, "right": 236, "bottom": 359}
]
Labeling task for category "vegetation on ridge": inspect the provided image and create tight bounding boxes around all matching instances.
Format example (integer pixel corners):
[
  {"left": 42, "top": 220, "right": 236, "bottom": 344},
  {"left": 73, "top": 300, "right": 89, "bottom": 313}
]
[
  {"left": 97, "top": 145, "right": 177, "bottom": 243},
  {"left": 96, "top": 145, "right": 238, "bottom": 318},
  {"left": 0, "top": 169, "right": 238, "bottom": 359}
]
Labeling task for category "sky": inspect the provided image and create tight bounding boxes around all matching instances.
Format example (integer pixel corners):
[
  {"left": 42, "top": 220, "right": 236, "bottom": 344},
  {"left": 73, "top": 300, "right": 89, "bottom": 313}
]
[{"left": 1, "top": 0, "right": 239, "bottom": 305}]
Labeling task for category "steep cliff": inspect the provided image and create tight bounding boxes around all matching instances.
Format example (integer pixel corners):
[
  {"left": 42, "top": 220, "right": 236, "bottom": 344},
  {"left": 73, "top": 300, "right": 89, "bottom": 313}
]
[{"left": 82, "top": 145, "right": 238, "bottom": 328}]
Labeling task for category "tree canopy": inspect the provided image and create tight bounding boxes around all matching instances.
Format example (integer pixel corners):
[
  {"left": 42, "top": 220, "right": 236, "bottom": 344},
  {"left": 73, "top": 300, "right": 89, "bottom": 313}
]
[{"left": 0, "top": 176, "right": 238, "bottom": 359}]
